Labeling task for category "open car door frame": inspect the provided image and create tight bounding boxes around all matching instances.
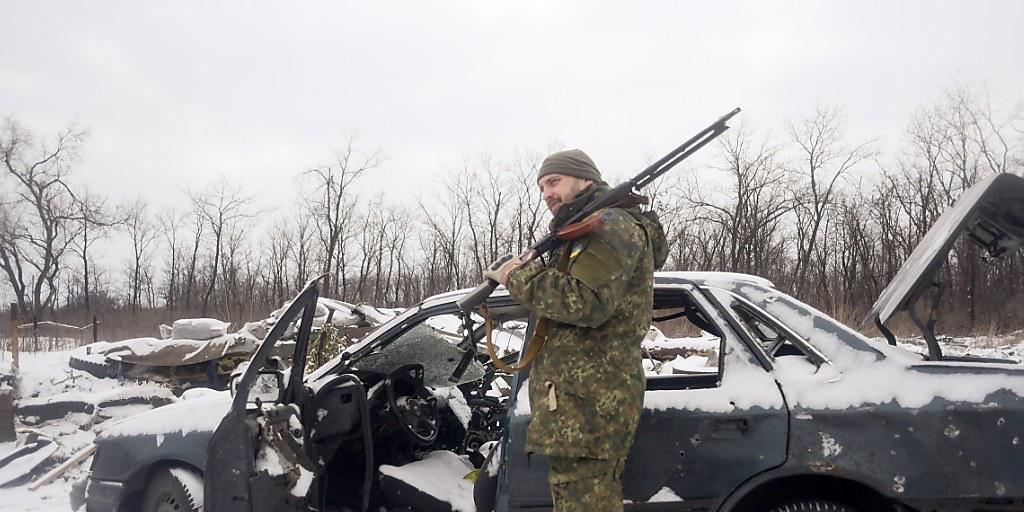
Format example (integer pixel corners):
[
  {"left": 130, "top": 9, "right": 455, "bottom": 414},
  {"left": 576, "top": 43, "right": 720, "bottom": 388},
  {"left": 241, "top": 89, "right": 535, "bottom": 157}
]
[{"left": 205, "top": 278, "right": 321, "bottom": 512}]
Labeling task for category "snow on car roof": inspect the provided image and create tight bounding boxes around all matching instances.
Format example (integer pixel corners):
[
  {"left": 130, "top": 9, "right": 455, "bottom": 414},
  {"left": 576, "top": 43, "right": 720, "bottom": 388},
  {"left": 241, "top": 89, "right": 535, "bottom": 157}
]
[
  {"left": 655, "top": 271, "right": 775, "bottom": 289},
  {"left": 420, "top": 271, "right": 774, "bottom": 309}
]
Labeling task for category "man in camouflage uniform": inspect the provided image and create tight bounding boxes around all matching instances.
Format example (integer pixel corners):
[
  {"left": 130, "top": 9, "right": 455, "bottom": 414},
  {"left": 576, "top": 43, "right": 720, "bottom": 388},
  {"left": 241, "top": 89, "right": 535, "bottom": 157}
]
[{"left": 485, "top": 149, "right": 668, "bottom": 511}]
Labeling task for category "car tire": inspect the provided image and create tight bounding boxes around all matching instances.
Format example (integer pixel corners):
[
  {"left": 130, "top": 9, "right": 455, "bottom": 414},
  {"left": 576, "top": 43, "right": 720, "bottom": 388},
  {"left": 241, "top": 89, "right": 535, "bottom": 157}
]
[
  {"left": 141, "top": 467, "right": 204, "bottom": 512},
  {"left": 768, "top": 499, "right": 858, "bottom": 512}
]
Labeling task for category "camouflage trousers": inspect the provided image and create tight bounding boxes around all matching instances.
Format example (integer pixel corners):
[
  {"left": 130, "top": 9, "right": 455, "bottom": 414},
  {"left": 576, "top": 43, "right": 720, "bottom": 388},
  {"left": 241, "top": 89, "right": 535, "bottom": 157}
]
[{"left": 547, "top": 456, "right": 625, "bottom": 512}]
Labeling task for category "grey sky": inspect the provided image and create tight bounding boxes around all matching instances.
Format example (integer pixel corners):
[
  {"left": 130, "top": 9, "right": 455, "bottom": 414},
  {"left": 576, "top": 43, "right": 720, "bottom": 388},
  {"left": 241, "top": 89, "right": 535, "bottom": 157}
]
[{"left": 1, "top": 1, "right": 1023, "bottom": 293}]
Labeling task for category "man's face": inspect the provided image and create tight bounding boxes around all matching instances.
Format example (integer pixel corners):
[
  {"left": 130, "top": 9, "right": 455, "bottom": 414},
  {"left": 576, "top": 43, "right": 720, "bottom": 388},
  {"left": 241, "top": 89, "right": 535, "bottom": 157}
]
[{"left": 538, "top": 174, "right": 592, "bottom": 214}]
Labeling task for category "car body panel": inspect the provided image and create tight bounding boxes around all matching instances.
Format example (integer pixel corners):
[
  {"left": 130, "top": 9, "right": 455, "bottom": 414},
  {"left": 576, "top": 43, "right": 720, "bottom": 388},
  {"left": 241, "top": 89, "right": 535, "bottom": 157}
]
[{"left": 868, "top": 172, "right": 1024, "bottom": 327}]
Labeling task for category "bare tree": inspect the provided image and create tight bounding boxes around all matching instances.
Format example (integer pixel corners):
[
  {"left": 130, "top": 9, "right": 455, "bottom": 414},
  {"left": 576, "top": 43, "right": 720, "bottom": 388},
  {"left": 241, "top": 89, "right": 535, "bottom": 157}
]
[
  {"left": 304, "top": 136, "right": 382, "bottom": 297},
  {"left": 158, "top": 207, "right": 186, "bottom": 311},
  {"left": 267, "top": 217, "right": 294, "bottom": 302},
  {"left": 788, "top": 105, "right": 874, "bottom": 294},
  {"left": 176, "top": 203, "right": 204, "bottom": 311},
  {"left": 689, "top": 126, "right": 792, "bottom": 276},
  {"left": 289, "top": 210, "right": 315, "bottom": 291},
  {"left": 508, "top": 150, "right": 547, "bottom": 253},
  {"left": 0, "top": 119, "right": 87, "bottom": 320},
  {"left": 122, "top": 199, "right": 159, "bottom": 311},
  {"left": 190, "top": 179, "right": 256, "bottom": 316},
  {"left": 69, "top": 187, "right": 119, "bottom": 310}
]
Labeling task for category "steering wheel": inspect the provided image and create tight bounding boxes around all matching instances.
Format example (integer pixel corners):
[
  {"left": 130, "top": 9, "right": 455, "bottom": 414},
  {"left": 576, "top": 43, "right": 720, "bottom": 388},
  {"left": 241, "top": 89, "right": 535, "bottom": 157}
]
[{"left": 385, "top": 364, "right": 440, "bottom": 445}]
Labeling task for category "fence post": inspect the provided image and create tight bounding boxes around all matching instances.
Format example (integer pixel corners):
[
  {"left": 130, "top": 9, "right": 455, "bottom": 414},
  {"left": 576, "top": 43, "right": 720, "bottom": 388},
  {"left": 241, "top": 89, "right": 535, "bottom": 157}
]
[{"left": 8, "top": 303, "right": 17, "bottom": 375}]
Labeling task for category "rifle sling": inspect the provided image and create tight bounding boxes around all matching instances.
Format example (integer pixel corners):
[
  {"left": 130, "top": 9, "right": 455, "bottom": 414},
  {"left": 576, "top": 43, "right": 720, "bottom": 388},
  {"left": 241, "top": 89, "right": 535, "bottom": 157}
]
[{"left": 484, "top": 245, "right": 572, "bottom": 373}]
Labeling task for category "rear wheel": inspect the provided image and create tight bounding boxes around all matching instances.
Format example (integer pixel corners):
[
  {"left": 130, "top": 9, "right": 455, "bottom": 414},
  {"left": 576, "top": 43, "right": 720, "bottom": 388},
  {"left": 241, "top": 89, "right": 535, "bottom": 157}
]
[
  {"left": 768, "top": 500, "right": 858, "bottom": 512},
  {"left": 141, "top": 467, "right": 204, "bottom": 512}
]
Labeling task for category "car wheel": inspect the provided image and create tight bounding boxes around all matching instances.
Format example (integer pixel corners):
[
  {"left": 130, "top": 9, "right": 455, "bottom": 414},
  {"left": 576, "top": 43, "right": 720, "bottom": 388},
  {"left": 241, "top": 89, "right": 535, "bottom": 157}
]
[
  {"left": 768, "top": 499, "right": 858, "bottom": 512},
  {"left": 141, "top": 467, "right": 204, "bottom": 512}
]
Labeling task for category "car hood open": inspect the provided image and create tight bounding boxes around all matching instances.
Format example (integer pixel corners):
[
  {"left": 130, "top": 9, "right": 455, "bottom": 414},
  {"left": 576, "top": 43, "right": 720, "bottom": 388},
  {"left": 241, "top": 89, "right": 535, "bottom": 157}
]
[{"left": 866, "top": 173, "right": 1024, "bottom": 328}]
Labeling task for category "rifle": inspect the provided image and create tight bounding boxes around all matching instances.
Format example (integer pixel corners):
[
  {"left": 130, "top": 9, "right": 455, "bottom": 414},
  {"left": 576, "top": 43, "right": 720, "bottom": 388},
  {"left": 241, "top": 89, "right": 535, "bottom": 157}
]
[{"left": 447, "top": 107, "right": 741, "bottom": 382}]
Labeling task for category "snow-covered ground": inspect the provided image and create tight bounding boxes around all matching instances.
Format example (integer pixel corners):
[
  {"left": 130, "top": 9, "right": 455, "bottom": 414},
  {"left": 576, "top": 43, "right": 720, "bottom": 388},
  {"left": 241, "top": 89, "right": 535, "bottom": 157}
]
[
  {"left": 0, "top": 349, "right": 179, "bottom": 511},
  {"left": 0, "top": 331, "right": 1022, "bottom": 511}
]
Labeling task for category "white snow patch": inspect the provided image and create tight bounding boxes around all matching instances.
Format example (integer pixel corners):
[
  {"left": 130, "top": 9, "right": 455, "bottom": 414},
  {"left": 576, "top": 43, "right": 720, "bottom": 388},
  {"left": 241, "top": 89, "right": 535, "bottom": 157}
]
[
  {"left": 431, "top": 386, "right": 472, "bottom": 429},
  {"left": 169, "top": 466, "right": 205, "bottom": 508},
  {"left": 514, "top": 379, "right": 531, "bottom": 415},
  {"left": 291, "top": 465, "right": 314, "bottom": 497},
  {"left": 734, "top": 285, "right": 1024, "bottom": 410},
  {"left": 378, "top": 451, "right": 476, "bottom": 512},
  {"left": 171, "top": 318, "right": 231, "bottom": 340},
  {"left": 648, "top": 486, "right": 682, "bottom": 502},
  {"left": 100, "top": 391, "right": 230, "bottom": 439},
  {"left": 0, "top": 441, "right": 59, "bottom": 486}
]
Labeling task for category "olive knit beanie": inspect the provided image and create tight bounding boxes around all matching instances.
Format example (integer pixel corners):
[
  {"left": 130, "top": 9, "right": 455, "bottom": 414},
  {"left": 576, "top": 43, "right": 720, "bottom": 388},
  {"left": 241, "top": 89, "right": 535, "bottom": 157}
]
[{"left": 537, "top": 149, "right": 602, "bottom": 183}]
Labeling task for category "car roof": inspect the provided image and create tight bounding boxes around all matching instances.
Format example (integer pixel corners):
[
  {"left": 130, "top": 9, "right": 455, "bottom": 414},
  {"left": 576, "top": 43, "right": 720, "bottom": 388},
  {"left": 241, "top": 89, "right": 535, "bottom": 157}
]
[{"left": 419, "top": 271, "right": 775, "bottom": 309}]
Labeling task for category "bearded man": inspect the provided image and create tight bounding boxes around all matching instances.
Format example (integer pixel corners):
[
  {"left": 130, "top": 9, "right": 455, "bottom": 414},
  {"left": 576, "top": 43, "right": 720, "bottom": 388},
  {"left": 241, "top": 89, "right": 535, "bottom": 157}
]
[{"left": 485, "top": 149, "right": 668, "bottom": 511}]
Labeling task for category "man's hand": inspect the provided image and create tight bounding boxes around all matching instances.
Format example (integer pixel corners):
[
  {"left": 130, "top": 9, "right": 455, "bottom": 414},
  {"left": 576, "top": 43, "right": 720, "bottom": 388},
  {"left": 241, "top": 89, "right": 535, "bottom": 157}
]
[{"left": 483, "top": 251, "right": 535, "bottom": 285}]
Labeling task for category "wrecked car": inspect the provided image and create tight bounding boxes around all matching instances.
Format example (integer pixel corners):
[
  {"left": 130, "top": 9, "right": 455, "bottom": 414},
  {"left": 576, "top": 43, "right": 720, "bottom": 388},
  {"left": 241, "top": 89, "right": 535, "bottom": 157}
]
[
  {"left": 78, "top": 172, "right": 1024, "bottom": 511},
  {"left": 67, "top": 299, "right": 394, "bottom": 389}
]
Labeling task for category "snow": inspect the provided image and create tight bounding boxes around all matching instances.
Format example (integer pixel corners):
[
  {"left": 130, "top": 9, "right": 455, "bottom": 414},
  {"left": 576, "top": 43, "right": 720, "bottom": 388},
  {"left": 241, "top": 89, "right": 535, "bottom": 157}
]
[
  {"left": 0, "top": 349, "right": 179, "bottom": 511},
  {"left": 731, "top": 284, "right": 1024, "bottom": 410},
  {"left": 658, "top": 271, "right": 774, "bottom": 289},
  {"left": 168, "top": 466, "right": 204, "bottom": 509},
  {"left": 75, "top": 332, "right": 258, "bottom": 366},
  {"left": 643, "top": 327, "right": 719, "bottom": 353},
  {"left": 643, "top": 344, "right": 785, "bottom": 413},
  {"left": 378, "top": 450, "right": 476, "bottom": 512},
  {"left": 647, "top": 486, "right": 683, "bottom": 502},
  {"left": 99, "top": 391, "right": 229, "bottom": 439},
  {"left": 430, "top": 386, "right": 472, "bottom": 430},
  {"left": 514, "top": 378, "right": 530, "bottom": 415},
  {"left": 0, "top": 441, "right": 59, "bottom": 486},
  {"left": 170, "top": 318, "right": 231, "bottom": 340}
]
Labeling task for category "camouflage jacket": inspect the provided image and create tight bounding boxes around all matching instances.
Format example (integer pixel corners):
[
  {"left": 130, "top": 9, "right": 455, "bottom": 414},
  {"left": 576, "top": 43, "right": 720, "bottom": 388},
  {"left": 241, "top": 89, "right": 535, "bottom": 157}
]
[{"left": 506, "top": 184, "right": 668, "bottom": 460}]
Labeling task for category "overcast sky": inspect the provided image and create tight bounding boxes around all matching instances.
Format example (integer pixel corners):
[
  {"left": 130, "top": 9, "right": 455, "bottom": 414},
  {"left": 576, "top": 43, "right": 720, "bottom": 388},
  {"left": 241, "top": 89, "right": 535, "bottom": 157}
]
[{"left": 2, "top": 1, "right": 1023, "bottom": 301}]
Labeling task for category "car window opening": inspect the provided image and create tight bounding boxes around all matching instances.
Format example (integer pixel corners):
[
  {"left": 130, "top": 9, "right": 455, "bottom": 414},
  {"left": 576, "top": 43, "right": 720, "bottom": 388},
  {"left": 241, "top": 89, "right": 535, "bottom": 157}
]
[{"left": 645, "top": 289, "right": 725, "bottom": 391}]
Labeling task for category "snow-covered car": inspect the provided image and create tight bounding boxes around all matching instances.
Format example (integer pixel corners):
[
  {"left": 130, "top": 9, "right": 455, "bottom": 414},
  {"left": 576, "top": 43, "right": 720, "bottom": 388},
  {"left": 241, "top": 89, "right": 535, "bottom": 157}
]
[
  {"left": 78, "top": 173, "right": 1024, "bottom": 512},
  {"left": 67, "top": 301, "right": 394, "bottom": 390}
]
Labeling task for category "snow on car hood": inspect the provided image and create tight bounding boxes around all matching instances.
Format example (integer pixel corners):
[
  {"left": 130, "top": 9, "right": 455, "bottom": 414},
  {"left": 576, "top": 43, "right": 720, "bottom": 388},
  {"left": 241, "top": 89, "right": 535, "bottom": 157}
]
[
  {"left": 98, "top": 390, "right": 230, "bottom": 439},
  {"left": 867, "top": 172, "right": 1024, "bottom": 326},
  {"left": 738, "top": 284, "right": 1024, "bottom": 410}
]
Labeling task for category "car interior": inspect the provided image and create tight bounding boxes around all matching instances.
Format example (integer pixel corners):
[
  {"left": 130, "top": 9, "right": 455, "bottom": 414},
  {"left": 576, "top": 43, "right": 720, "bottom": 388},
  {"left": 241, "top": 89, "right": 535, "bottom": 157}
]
[{"left": 295, "top": 287, "right": 731, "bottom": 510}]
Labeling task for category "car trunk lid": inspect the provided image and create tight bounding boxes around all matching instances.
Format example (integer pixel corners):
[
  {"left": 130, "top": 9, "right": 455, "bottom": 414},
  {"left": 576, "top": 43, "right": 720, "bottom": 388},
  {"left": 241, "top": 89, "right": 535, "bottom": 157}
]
[{"left": 866, "top": 173, "right": 1024, "bottom": 343}]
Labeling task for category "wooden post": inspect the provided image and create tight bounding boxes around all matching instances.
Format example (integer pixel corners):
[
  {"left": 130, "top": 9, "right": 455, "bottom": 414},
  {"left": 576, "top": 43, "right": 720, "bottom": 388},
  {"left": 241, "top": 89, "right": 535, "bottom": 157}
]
[
  {"left": 29, "top": 444, "right": 97, "bottom": 491},
  {"left": 9, "top": 303, "right": 17, "bottom": 374}
]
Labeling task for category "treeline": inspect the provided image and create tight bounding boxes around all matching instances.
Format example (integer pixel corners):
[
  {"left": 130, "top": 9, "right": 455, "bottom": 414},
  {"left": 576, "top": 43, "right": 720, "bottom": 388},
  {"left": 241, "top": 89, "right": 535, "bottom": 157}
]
[{"left": 2, "top": 83, "right": 1023, "bottom": 343}]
